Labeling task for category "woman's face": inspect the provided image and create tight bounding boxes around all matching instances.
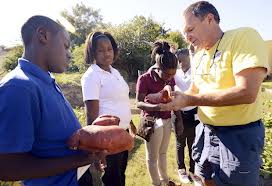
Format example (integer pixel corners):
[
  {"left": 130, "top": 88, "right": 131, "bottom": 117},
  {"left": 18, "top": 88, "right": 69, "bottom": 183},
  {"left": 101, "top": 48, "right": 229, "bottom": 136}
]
[
  {"left": 94, "top": 37, "right": 114, "bottom": 68},
  {"left": 158, "top": 68, "right": 177, "bottom": 82}
]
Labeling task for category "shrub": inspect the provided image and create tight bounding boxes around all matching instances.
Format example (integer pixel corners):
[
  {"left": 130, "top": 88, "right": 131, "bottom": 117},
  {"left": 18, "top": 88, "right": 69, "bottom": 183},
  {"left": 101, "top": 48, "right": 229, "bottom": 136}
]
[{"left": 1, "top": 46, "right": 23, "bottom": 71}]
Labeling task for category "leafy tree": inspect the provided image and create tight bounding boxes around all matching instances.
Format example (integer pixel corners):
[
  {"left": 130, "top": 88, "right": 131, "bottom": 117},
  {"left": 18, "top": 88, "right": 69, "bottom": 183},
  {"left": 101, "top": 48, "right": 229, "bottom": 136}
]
[
  {"left": 158, "top": 31, "right": 187, "bottom": 49},
  {"left": 61, "top": 3, "right": 104, "bottom": 46},
  {"left": 69, "top": 44, "right": 85, "bottom": 72},
  {"left": 1, "top": 45, "right": 23, "bottom": 71},
  {"left": 107, "top": 16, "right": 163, "bottom": 81}
]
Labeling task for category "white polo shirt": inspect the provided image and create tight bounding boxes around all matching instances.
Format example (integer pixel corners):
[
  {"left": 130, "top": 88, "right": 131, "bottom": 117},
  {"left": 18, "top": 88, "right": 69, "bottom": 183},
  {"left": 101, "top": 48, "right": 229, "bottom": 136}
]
[
  {"left": 174, "top": 68, "right": 196, "bottom": 111},
  {"left": 81, "top": 64, "right": 132, "bottom": 129}
]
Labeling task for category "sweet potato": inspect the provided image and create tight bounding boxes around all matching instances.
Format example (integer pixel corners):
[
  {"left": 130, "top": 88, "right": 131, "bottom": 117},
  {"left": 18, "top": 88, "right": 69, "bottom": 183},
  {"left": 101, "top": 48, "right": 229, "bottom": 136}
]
[
  {"left": 67, "top": 125, "right": 134, "bottom": 155},
  {"left": 92, "top": 115, "right": 120, "bottom": 126},
  {"left": 161, "top": 85, "right": 172, "bottom": 103},
  {"left": 145, "top": 85, "right": 172, "bottom": 104}
]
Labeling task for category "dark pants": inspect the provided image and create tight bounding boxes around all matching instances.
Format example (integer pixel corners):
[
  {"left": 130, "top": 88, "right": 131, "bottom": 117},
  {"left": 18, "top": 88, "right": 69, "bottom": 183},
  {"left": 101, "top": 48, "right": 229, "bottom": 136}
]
[
  {"left": 102, "top": 150, "right": 129, "bottom": 186},
  {"left": 173, "top": 108, "right": 199, "bottom": 173},
  {"left": 78, "top": 168, "right": 93, "bottom": 186},
  {"left": 192, "top": 120, "right": 264, "bottom": 186}
]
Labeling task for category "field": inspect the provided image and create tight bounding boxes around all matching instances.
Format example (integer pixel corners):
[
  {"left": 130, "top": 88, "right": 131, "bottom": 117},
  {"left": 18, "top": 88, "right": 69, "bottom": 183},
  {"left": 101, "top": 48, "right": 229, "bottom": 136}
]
[{"left": 0, "top": 74, "right": 272, "bottom": 186}]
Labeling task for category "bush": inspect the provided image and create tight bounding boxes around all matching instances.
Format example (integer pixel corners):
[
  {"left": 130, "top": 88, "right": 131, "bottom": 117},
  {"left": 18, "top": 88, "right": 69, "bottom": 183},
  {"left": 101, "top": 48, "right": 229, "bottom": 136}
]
[
  {"left": 68, "top": 44, "right": 86, "bottom": 73},
  {"left": 73, "top": 107, "right": 86, "bottom": 126},
  {"left": 261, "top": 90, "right": 272, "bottom": 177},
  {"left": 1, "top": 46, "right": 23, "bottom": 72}
]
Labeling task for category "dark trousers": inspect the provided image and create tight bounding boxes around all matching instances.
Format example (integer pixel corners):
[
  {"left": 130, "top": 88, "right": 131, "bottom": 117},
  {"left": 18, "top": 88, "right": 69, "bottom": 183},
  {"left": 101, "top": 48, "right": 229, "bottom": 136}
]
[
  {"left": 173, "top": 108, "right": 199, "bottom": 173},
  {"left": 78, "top": 168, "right": 93, "bottom": 186},
  {"left": 102, "top": 150, "right": 129, "bottom": 186}
]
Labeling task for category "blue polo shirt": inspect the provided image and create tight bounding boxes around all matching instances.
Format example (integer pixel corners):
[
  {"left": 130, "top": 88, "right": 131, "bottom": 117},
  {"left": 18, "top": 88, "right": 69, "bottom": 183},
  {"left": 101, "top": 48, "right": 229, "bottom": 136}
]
[{"left": 0, "top": 58, "right": 82, "bottom": 186}]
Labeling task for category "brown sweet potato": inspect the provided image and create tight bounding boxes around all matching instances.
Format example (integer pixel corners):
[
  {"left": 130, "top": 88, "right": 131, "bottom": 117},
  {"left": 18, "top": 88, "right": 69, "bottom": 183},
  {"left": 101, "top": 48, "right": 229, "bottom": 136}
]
[
  {"left": 67, "top": 125, "right": 134, "bottom": 155},
  {"left": 145, "top": 85, "right": 172, "bottom": 104},
  {"left": 92, "top": 115, "right": 120, "bottom": 126}
]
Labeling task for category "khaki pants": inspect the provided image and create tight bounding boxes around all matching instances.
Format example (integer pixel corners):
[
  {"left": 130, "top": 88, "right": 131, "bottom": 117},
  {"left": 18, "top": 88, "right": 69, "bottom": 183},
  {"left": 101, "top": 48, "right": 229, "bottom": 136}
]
[{"left": 145, "top": 118, "right": 172, "bottom": 186}]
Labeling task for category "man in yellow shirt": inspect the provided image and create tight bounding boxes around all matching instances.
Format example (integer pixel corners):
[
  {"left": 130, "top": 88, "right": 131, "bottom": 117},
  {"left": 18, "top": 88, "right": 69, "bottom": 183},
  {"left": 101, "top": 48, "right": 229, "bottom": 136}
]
[{"left": 161, "top": 1, "right": 269, "bottom": 186}]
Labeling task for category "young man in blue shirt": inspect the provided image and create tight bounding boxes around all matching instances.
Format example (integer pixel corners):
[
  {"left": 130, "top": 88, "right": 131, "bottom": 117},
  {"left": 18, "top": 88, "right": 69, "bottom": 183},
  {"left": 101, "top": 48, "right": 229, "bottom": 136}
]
[{"left": 0, "top": 15, "right": 104, "bottom": 186}]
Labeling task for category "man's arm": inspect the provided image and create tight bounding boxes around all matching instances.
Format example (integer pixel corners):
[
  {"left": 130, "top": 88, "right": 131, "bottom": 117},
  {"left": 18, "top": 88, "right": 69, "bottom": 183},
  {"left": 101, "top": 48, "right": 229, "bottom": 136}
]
[
  {"left": 184, "top": 81, "right": 199, "bottom": 95},
  {"left": 163, "top": 67, "right": 266, "bottom": 110},
  {"left": 188, "top": 67, "right": 266, "bottom": 106},
  {"left": 0, "top": 152, "right": 104, "bottom": 181}
]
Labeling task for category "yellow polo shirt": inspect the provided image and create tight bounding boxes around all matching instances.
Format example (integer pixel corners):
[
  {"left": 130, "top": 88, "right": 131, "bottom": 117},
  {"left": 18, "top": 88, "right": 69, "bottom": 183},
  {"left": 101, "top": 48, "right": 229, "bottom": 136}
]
[{"left": 192, "top": 27, "right": 269, "bottom": 126}]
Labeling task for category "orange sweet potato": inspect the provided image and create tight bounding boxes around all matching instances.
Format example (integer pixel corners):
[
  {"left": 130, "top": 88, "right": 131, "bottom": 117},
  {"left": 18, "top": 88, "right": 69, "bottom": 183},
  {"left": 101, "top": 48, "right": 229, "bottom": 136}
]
[
  {"left": 161, "top": 85, "right": 172, "bottom": 103},
  {"left": 92, "top": 115, "right": 120, "bottom": 126},
  {"left": 67, "top": 125, "right": 134, "bottom": 155},
  {"left": 145, "top": 85, "right": 172, "bottom": 104}
]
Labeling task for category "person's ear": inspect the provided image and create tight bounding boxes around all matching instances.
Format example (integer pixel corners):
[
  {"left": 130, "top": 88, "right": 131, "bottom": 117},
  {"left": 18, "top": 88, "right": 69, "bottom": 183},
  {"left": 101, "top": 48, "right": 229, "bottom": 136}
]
[
  {"left": 36, "top": 27, "right": 49, "bottom": 45},
  {"left": 206, "top": 13, "right": 214, "bottom": 24}
]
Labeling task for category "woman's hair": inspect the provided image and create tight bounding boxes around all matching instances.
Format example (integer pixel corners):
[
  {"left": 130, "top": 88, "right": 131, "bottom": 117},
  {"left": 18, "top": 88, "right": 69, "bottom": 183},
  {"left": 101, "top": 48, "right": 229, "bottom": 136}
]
[
  {"left": 84, "top": 31, "right": 119, "bottom": 64},
  {"left": 151, "top": 41, "right": 178, "bottom": 70}
]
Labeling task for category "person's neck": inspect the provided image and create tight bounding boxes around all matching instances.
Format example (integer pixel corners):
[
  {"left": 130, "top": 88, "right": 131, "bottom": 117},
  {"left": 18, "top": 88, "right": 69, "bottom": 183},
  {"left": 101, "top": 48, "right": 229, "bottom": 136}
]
[
  {"left": 205, "top": 28, "right": 224, "bottom": 50},
  {"left": 23, "top": 48, "right": 49, "bottom": 72},
  {"left": 182, "top": 67, "right": 190, "bottom": 73},
  {"left": 96, "top": 63, "right": 111, "bottom": 72}
]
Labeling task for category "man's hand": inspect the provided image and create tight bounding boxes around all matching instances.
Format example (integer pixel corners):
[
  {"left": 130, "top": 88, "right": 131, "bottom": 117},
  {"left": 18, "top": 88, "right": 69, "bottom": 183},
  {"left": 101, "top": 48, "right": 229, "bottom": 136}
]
[{"left": 159, "top": 91, "right": 191, "bottom": 111}]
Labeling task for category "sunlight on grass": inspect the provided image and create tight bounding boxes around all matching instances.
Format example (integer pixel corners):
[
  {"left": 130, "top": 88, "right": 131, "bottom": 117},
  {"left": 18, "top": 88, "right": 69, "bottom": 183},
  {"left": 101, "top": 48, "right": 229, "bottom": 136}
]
[
  {"left": 126, "top": 115, "right": 194, "bottom": 186},
  {"left": 53, "top": 73, "right": 82, "bottom": 86}
]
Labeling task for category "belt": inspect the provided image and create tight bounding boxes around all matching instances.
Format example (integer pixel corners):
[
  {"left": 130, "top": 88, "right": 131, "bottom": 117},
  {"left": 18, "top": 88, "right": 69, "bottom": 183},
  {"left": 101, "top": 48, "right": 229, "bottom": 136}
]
[{"left": 205, "top": 120, "right": 261, "bottom": 132}]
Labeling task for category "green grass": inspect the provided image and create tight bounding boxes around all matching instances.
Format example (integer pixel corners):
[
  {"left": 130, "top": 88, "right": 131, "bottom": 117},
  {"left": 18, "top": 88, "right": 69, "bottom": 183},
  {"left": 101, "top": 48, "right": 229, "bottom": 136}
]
[
  {"left": 127, "top": 115, "right": 193, "bottom": 186},
  {"left": 71, "top": 110, "right": 194, "bottom": 185},
  {"left": 260, "top": 89, "right": 272, "bottom": 177},
  {"left": 262, "top": 81, "right": 272, "bottom": 89},
  {"left": 1, "top": 75, "right": 272, "bottom": 185},
  {"left": 53, "top": 73, "right": 83, "bottom": 86}
]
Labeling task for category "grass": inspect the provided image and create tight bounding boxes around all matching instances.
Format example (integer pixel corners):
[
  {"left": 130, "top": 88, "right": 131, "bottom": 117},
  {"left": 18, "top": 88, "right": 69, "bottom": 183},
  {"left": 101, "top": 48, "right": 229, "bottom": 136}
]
[
  {"left": 126, "top": 115, "right": 194, "bottom": 186},
  {"left": 53, "top": 73, "right": 83, "bottom": 86},
  {"left": 73, "top": 112, "right": 194, "bottom": 185},
  {"left": 1, "top": 73, "right": 272, "bottom": 185},
  {"left": 263, "top": 81, "right": 272, "bottom": 89}
]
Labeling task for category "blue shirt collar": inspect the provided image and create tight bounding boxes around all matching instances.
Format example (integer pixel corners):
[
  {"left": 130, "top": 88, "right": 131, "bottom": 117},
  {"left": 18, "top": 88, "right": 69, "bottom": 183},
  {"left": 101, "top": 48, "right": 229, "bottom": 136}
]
[{"left": 18, "top": 58, "right": 55, "bottom": 84}]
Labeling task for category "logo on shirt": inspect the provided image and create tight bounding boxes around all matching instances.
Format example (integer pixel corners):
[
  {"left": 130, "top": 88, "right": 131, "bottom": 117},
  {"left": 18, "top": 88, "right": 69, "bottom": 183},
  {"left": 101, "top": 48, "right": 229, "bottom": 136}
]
[{"left": 214, "top": 50, "right": 222, "bottom": 62}]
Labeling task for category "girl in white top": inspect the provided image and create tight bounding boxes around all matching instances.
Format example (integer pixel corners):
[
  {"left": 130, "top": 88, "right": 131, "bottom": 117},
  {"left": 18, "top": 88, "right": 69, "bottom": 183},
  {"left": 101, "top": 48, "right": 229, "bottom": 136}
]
[{"left": 81, "top": 32, "right": 133, "bottom": 186}]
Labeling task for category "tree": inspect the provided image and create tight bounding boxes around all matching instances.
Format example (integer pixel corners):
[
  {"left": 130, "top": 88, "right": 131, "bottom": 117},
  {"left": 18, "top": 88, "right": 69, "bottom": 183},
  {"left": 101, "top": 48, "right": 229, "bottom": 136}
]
[
  {"left": 158, "top": 31, "right": 187, "bottom": 49},
  {"left": 61, "top": 3, "right": 104, "bottom": 46},
  {"left": 69, "top": 44, "right": 85, "bottom": 72},
  {"left": 107, "top": 16, "right": 163, "bottom": 81},
  {"left": 1, "top": 45, "right": 23, "bottom": 71}
]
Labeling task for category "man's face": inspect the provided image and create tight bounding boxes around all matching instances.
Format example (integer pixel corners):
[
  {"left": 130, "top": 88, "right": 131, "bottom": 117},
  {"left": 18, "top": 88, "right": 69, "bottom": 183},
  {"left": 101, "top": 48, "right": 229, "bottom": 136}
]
[
  {"left": 182, "top": 12, "right": 211, "bottom": 49},
  {"left": 47, "top": 30, "right": 71, "bottom": 73}
]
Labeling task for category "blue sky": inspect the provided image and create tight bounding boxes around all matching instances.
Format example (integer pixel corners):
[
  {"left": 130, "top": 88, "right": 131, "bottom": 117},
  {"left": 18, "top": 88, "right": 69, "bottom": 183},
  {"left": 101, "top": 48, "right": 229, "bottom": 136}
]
[{"left": 0, "top": 0, "right": 271, "bottom": 47}]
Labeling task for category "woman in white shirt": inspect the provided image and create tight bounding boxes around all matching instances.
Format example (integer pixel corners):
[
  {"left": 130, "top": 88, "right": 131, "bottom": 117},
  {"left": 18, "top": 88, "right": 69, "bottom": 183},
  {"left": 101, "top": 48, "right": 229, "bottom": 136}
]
[{"left": 81, "top": 31, "right": 132, "bottom": 186}]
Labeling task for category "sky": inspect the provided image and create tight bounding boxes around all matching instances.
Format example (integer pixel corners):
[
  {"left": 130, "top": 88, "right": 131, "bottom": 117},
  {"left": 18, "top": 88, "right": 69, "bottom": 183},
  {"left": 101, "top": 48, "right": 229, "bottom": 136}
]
[{"left": 0, "top": 0, "right": 271, "bottom": 47}]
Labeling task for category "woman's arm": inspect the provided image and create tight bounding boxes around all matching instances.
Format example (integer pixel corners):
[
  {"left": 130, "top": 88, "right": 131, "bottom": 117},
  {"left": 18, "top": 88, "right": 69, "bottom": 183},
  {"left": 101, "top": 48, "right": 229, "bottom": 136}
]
[
  {"left": 84, "top": 100, "right": 99, "bottom": 125},
  {"left": 136, "top": 92, "right": 161, "bottom": 111}
]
